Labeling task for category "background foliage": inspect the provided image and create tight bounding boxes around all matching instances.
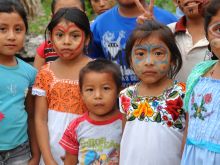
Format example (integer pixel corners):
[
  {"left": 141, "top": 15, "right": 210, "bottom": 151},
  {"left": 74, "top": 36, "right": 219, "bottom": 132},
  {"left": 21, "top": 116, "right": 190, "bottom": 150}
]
[{"left": 29, "top": 0, "right": 175, "bottom": 35}]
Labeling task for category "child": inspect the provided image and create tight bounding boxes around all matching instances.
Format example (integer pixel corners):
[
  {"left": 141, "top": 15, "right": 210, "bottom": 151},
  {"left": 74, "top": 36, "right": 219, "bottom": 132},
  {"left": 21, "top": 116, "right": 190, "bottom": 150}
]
[
  {"left": 32, "top": 7, "right": 92, "bottom": 165},
  {"left": 0, "top": 0, "right": 39, "bottom": 164},
  {"left": 119, "top": 20, "right": 186, "bottom": 165},
  {"left": 88, "top": 0, "right": 116, "bottom": 15},
  {"left": 33, "top": 0, "right": 86, "bottom": 69},
  {"left": 60, "top": 59, "right": 122, "bottom": 165},
  {"left": 89, "top": 0, "right": 178, "bottom": 88},
  {"left": 181, "top": 0, "right": 220, "bottom": 164}
]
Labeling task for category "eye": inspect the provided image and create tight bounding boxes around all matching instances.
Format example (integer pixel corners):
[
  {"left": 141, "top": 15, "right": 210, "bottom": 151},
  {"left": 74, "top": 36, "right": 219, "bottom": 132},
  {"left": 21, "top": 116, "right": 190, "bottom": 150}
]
[
  {"left": 103, "top": 86, "right": 111, "bottom": 90},
  {"left": 154, "top": 51, "right": 163, "bottom": 56},
  {"left": 135, "top": 50, "right": 145, "bottom": 57},
  {"left": 71, "top": 33, "right": 80, "bottom": 39},
  {"left": 55, "top": 32, "right": 63, "bottom": 38},
  {"left": 85, "top": 88, "right": 93, "bottom": 92},
  {"left": 0, "top": 27, "right": 7, "bottom": 33},
  {"left": 15, "top": 26, "right": 23, "bottom": 33}
]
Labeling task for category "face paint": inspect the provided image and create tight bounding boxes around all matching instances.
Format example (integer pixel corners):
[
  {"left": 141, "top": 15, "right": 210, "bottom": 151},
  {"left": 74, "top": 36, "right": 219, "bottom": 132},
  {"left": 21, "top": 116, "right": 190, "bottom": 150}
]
[
  {"left": 132, "top": 44, "right": 169, "bottom": 74},
  {"left": 52, "top": 23, "right": 85, "bottom": 59},
  {"left": 208, "top": 22, "right": 220, "bottom": 38}
]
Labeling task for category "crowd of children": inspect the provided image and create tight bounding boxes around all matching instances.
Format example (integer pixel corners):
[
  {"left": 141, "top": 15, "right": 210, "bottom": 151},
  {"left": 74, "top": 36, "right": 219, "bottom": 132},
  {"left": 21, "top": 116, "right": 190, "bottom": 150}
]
[{"left": 0, "top": 0, "right": 220, "bottom": 164}]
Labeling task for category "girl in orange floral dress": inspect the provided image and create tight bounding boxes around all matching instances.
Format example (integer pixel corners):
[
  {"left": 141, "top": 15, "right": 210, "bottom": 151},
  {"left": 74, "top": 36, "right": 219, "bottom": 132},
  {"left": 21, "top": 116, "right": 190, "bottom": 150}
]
[
  {"left": 119, "top": 20, "right": 186, "bottom": 165},
  {"left": 32, "top": 8, "right": 91, "bottom": 165}
]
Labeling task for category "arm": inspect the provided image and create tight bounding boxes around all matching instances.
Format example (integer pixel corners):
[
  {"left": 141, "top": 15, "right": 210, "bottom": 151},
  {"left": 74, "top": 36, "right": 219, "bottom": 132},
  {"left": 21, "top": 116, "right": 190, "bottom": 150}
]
[
  {"left": 25, "top": 89, "right": 40, "bottom": 165},
  {"left": 64, "top": 152, "right": 78, "bottom": 165},
  {"left": 35, "top": 95, "right": 57, "bottom": 165},
  {"left": 33, "top": 53, "right": 46, "bottom": 70},
  {"left": 181, "top": 112, "right": 188, "bottom": 157},
  {"left": 122, "top": 114, "right": 127, "bottom": 132}
]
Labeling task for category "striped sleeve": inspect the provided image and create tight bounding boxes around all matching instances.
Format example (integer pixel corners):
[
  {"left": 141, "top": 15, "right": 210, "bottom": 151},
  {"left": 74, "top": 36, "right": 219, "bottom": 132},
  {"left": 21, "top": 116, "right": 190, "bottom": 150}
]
[{"left": 59, "top": 119, "right": 80, "bottom": 155}]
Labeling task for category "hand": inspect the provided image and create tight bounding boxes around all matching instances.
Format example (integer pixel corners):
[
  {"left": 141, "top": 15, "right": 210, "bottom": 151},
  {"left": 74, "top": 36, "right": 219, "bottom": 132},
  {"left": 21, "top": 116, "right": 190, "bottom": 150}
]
[
  {"left": 135, "top": 0, "right": 155, "bottom": 24},
  {"left": 61, "top": 155, "right": 65, "bottom": 162},
  {"left": 28, "top": 158, "right": 40, "bottom": 165}
]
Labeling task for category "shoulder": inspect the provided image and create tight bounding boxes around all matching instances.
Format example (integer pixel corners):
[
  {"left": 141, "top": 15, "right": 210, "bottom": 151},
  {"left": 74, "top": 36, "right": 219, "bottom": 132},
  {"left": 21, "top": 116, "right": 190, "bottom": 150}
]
[
  {"left": 120, "top": 85, "right": 136, "bottom": 97},
  {"left": 17, "top": 58, "right": 37, "bottom": 76},
  {"left": 91, "top": 6, "right": 118, "bottom": 28},
  {"left": 68, "top": 114, "right": 87, "bottom": 131}
]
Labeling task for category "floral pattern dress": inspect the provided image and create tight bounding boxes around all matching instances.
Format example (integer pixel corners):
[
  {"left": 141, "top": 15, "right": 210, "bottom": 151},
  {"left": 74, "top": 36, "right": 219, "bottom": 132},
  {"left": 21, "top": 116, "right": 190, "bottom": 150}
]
[
  {"left": 119, "top": 81, "right": 186, "bottom": 165},
  {"left": 181, "top": 77, "right": 220, "bottom": 165}
]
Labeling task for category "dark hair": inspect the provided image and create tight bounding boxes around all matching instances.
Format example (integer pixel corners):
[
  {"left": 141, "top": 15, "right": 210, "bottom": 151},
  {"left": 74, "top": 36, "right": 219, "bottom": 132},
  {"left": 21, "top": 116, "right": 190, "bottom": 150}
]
[
  {"left": 51, "top": 0, "right": 85, "bottom": 14},
  {"left": 79, "top": 59, "right": 122, "bottom": 93},
  {"left": 46, "top": 7, "right": 91, "bottom": 40},
  {"left": 204, "top": 0, "right": 220, "bottom": 60},
  {"left": 0, "top": 0, "right": 28, "bottom": 32},
  {"left": 126, "top": 20, "right": 182, "bottom": 78}
]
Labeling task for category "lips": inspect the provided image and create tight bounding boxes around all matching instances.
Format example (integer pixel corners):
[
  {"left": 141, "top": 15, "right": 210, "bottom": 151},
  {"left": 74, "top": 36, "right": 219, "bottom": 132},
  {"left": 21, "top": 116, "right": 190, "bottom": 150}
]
[
  {"left": 4, "top": 44, "right": 16, "bottom": 48},
  {"left": 142, "top": 70, "right": 157, "bottom": 75},
  {"left": 99, "top": 9, "right": 108, "bottom": 14}
]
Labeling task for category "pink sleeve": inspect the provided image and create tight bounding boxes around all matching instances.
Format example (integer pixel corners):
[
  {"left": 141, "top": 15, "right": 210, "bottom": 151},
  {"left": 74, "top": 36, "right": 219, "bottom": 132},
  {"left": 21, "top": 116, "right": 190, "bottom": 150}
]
[
  {"left": 36, "top": 41, "right": 47, "bottom": 58},
  {"left": 59, "top": 120, "right": 79, "bottom": 155}
]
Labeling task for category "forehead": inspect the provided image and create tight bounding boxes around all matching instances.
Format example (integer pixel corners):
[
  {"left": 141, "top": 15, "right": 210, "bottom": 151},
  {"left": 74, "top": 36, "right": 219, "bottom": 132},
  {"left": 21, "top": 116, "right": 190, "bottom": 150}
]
[
  {"left": 134, "top": 34, "right": 167, "bottom": 48},
  {"left": 54, "top": 0, "right": 82, "bottom": 13},
  {"left": 209, "top": 10, "right": 220, "bottom": 25},
  {"left": 83, "top": 72, "right": 115, "bottom": 84},
  {"left": 0, "top": 12, "right": 25, "bottom": 26},
  {"left": 54, "top": 21, "right": 79, "bottom": 29}
]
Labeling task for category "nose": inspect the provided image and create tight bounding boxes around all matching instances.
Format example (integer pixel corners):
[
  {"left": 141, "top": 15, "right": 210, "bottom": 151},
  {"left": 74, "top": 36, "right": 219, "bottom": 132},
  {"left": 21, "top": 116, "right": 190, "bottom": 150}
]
[
  {"left": 94, "top": 89, "right": 102, "bottom": 99},
  {"left": 99, "top": 0, "right": 105, "bottom": 6},
  {"left": 144, "top": 54, "right": 154, "bottom": 65},
  {"left": 64, "top": 35, "right": 71, "bottom": 45},
  {"left": 7, "top": 30, "right": 16, "bottom": 40}
]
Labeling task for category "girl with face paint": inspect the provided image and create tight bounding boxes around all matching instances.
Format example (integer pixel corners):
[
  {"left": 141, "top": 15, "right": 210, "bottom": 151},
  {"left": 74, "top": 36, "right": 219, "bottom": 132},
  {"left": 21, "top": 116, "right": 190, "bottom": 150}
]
[
  {"left": 181, "top": 0, "right": 220, "bottom": 164},
  {"left": 32, "top": 8, "right": 92, "bottom": 165},
  {"left": 119, "top": 20, "right": 185, "bottom": 165}
]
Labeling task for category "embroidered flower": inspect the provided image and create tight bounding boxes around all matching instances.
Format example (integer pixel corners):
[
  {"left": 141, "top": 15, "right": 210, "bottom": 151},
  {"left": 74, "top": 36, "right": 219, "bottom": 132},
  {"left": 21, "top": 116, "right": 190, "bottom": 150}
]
[
  {"left": 157, "top": 105, "right": 163, "bottom": 111},
  {"left": 165, "top": 97, "right": 183, "bottom": 121},
  {"left": 178, "top": 82, "right": 186, "bottom": 92},
  {"left": 163, "top": 115, "right": 168, "bottom": 121},
  {"left": 120, "top": 95, "right": 131, "bottom": 113},
  {"left": 133, "top": 102, "right": 154, "bottom": 118},
  {"left": 0, "top": 112, "right": 4, "bottom": 121},
  {"left": 204, "top": 93, "right": 212, "bottom": 104},
  {"left": 152, "top": 100, "right": 159, "bottom": 108},
  {"left": 167, "top": 121, "right": 173, "bottom": 127}
]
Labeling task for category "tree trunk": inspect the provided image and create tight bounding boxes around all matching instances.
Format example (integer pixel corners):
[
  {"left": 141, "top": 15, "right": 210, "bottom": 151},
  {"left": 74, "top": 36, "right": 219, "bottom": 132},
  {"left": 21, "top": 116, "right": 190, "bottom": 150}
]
[{"left": 20, "top": 0, "right": 42, "bottom": 18}]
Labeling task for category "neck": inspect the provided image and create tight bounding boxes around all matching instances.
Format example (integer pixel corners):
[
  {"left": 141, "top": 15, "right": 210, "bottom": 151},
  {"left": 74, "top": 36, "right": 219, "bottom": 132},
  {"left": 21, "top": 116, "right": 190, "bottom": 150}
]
[
  {"left": 118, "top": 1, "right": 147, "bottom": 17},
  {"left": 0, "top": 55, "right": 17, "bottom": 66},
  {"left": 138, "top": 77, "right": 173, "bottom": 97},
  {"left": 56, "top": 54, "right": 87, "bottom": 67},
  {"left": 186, "top": 16, "right": 204, "bottom": 28}
]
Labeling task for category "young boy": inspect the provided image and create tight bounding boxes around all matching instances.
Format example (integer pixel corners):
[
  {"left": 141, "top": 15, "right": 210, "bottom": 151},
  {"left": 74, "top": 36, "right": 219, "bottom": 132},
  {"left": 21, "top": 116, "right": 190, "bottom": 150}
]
[
  {"left": 168, "top": 0, "right": 211, "bottom": 82},
  {"left": 89, "top": 0, "right": 177, "bottom": 88},
  {"left": 33, "top": 0, "right": 85, "bottom": 69},
  {"left": 60, "top": 59, "right": 122, "bottom": 164},
  {"left": 89, "top": 0, "right": 116, "bottom": 15}
]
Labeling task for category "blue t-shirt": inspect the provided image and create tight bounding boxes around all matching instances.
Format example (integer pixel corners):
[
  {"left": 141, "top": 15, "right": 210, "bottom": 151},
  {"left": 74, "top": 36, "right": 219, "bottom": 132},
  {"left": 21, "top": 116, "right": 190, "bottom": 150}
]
[
  {"left": 89, "top": 6, "right": 177, "bottom": 87},
  {"left": 0, "top": 58, "right": 37, "bottom": 150}
]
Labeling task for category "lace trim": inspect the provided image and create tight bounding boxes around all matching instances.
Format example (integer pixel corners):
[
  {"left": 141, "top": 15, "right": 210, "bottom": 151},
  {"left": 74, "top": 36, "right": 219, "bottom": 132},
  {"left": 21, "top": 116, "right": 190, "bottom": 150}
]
[{"left": 32, "top": 88, "right": 46, "bottom": 96}]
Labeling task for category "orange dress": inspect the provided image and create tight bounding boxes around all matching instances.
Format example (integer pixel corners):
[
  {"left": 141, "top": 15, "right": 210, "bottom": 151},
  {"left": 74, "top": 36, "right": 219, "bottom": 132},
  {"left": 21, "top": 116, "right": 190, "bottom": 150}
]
[{"left": 32, "top": 62, "right": 87, "bottom": 165}]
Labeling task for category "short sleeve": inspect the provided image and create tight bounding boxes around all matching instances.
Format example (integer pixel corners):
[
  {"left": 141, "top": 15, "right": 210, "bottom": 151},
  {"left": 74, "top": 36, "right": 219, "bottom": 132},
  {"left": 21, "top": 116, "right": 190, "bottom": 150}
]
[
  {"left": 36, "top": 41, "right": 46, "bottom": 58},
  {"left": 32, "top": 65, "right": 52, "bottom": 96},
  {"left": 59, "top": 120, "right": 79, "bottom": 155},
  {"left": 119, "top": 88, "right": 132, "bottom": 115}
]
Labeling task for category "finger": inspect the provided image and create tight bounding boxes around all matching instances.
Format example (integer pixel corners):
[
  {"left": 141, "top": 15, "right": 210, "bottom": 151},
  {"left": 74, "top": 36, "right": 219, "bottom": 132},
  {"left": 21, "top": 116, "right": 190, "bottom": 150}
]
[
  {"left": 148, "top": 0, "right": 155, "bottom": 14},
  {"left": 134, "top": 0, "right": 146, "bottom": 14}
]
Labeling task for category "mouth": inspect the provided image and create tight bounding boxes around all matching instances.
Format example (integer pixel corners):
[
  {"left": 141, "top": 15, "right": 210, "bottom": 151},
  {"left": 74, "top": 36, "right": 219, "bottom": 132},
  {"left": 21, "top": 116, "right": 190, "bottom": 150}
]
[
  {"left": 142, "top": 70, "right": 157, "bottom": 75},
  {"left": 99, "top": 9, "right": 108, "bottom": 14},
  {"left": 94, "top": 103, "right": 104, "bottom": 107},
  {"left": 60, "top": 48, "right": 73, "bottom": 54},
  {"left": 5, "top": 44, "right": 16, "bottom": 48}
]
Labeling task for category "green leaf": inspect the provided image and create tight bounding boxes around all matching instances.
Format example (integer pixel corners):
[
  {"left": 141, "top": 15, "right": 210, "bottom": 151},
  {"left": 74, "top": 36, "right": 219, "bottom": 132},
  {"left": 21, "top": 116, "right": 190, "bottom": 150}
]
[
  {"left": 131, "top": 103, "right": 138, "bottom": 109},
  {"left": 128, "top": 115, "right": 136, "bottom": 121},
  {"left": 168, "top": 91, "right": 178, "bottom": 98},
  {"left": 127, "top": 90, "right": 133, "bottom": 98},
  {"left": 154, "top": 112, "right": 161, "bottom": 123},
  {"left": 174, "top": 121, "right": 183, "bottom": 129}
]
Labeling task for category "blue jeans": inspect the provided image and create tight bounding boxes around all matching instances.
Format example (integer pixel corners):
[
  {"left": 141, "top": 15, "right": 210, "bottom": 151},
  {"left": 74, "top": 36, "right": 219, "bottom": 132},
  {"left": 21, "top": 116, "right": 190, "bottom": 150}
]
[{"left": 0, "top": 141, "right": 31, "bottom": 165}]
